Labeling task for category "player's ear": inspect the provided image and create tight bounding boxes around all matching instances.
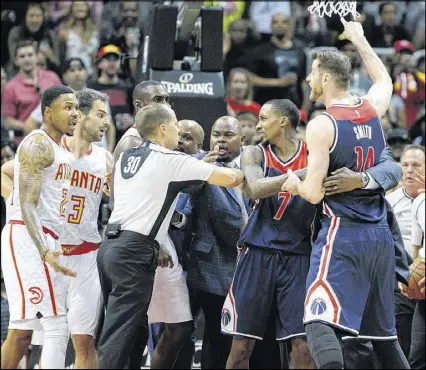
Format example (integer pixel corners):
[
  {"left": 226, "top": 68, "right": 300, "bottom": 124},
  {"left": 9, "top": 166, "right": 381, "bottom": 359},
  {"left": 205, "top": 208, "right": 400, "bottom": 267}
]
[
  {"left": 44, "top": 106, "right": 52, "bottom": 122},
  {"left": 322, "top": 72, "right": 331, "bottom": 85}
]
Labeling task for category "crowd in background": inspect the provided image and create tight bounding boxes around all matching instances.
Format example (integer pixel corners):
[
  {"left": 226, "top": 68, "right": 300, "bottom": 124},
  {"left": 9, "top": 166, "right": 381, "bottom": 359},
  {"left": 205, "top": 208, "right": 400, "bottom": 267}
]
[{"left": 1, "top": 0, "right": 425, "bottom": 367}]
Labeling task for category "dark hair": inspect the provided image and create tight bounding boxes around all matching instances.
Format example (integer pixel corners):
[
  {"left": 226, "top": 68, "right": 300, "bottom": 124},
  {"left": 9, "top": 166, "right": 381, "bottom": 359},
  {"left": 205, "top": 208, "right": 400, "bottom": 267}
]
[
  {"left": 61, "top": 57, "right": 87, "bottom": 76},
  {"left": 15, "top": 40, "right": 37, "bottom": 57},
  {"left": 41, "top": 85, "right": 74, "bottom": 116},
  {"left": 265, "top": 99, "right": 300, "bottom": 130},
  {"left": 135, "top": 104, "right": 174, "bottom": 139},
  {"left": 312, "top": 49, "right": 352, "bottom": 90},
  {"left": 308, "top": 102, "right": 327, "bottom": 120},
  {"left": 76, "top": 89, "right": 109, "bottom": 115},
  {"left": 132, "top": 80, "right": 164, "bottom": 102},
  {"left": 379, "top": 2, "right": 395, "bottom": 15}
]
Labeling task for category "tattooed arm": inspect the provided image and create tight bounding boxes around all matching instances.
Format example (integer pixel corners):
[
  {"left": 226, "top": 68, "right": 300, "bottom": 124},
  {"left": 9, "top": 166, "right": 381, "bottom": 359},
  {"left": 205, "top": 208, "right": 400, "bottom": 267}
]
[
  {"left": 19, "top": 134, "right": 76, "bottom": 277},
  {"left": 242, "top": 145, "right": 307, "bottom": 201}
]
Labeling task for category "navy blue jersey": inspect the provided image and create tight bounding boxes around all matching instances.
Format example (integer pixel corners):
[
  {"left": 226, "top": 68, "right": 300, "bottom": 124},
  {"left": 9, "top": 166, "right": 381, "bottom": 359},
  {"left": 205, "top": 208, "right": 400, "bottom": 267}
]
[
  {"left": 322, "top": 98, "right": 387, "bottom": 222},
  {"left": 239, "top": 141, "right": 316, "bottom": 255}
]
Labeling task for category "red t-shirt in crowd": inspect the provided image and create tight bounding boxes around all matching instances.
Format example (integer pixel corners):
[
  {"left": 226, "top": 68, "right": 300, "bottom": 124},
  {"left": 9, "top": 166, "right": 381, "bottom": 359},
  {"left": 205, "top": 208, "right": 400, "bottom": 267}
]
[
  {"left": 227, "top": 97, "right": 261, "bottom": 116},
  {"left": 2, "top": 69, "right": 62, "bottom": 122}
]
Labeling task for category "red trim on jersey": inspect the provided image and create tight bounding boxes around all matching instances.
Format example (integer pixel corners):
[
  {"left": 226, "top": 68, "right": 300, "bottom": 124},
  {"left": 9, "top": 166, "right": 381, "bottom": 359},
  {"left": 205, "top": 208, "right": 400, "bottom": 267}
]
[
  {"left": 9, "top": 220, "right": 58, "bottom": 240},
  {"left": 326, "top": 99, "right": 377, "bottom": 124},
  {"left": 42, "top": 262, "right": 57, "bottom": 316},
  {"left": 61, "top": 241, "right": 100, "bottom": 256},
  {"left": 62, "top": 137, "right": 93, "bottom": 155},
  {"left": 263, "top": 142, "right": 308, "bottom": 173},
  {"left": 41, "top": 129, "right": 60, "bottom": 145},
  {"left": 9, "top": 224, "right": 26, "bottom": 319},
  {"left": 304, "top": 216, "right": 340, "bottom": 323}
]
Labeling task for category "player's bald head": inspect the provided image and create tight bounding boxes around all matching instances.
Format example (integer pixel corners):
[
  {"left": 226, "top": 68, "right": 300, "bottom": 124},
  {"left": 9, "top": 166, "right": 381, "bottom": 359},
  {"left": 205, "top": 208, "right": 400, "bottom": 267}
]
[
  {"left": 177, "top": 120, "right": 205, "bottom": 143},
  {"left": 212, "top": 116, "right": 242, "bottom": 135},
  {"left": 132, "top": 80, "right": 170, "bottom": 112},
  {"left": 135, "top": 104, "right": 176, "bottom": 140}
]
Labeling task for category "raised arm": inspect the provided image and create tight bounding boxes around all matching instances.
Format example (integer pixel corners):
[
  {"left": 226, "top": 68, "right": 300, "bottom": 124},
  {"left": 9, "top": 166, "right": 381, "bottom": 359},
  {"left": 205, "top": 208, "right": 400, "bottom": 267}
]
[
  {"left": 19, "top": 134, "right": 75, "bottom": 276},
  {"left": 341, "top": 18, "right": 393, "bottom": 117},
  {"left": 242, "top": 145, "right": 307, "bottom": 201},
  {"left": 282, "top": 115, "right": 333, "bottom": 204},
  {"left": 1, "top": 159, "right": 14, "bottom": 199},
  {"left": 207, "top": 167, "right": 244, "bottom": 188}
]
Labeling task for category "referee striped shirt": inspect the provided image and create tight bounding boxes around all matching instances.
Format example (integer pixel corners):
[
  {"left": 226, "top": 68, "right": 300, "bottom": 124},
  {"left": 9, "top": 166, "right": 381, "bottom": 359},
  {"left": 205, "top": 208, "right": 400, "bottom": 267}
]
[{"left": 109, "top": 141, "right": 215, "bottom": 244}]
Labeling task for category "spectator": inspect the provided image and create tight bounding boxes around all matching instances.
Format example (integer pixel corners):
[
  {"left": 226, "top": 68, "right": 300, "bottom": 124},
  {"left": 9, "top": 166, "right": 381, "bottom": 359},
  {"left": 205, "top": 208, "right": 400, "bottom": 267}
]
[
  {"left": 226, "top": 68, "right": 261, "bottom": 117},
  {"left": 403, "top": 2, "right": 425, "bottom": 50},
  {"left": 1, "top": 40, "right": 61, "bottom": 143},
  {"left": 246, "top": 12, "right": 306, "bottom": 107},
  {"left": 410, "top": 107, "right": 425, "bottom": 146},
  {"left": 248, "top": 2, "right": 291, "bottom": 42},
  {"left": 235, "top": 111, "right": 258, "bottom": 146},
  {"left": 387, "top": 145, "right": 425, "bottom": 359},
  {"left": 387, "top": 128, "right": 412, "bottom": 162},
  {"left": 7, "top": 3, "right": 61, "bottom": 76},
  {"left": 223, "top": 19, "right": 260, "bottom": 80},
  {"left": 46, "top": 1, "right": 103, "bottom": 29},
  {"left": 335, "top": 33, "right": 373, "bottom": 97},
  {"left": 368, "top": 3, "right": 411, "bottom": 48},
  {"left": 58, "top": 1, "right": 99, "bottom": 77},
  {"left": 392, "top": 40, "right": 425, "bottom": 128},
  {"left": 88, "top": 44, "right": 133, "bottom": 146}
]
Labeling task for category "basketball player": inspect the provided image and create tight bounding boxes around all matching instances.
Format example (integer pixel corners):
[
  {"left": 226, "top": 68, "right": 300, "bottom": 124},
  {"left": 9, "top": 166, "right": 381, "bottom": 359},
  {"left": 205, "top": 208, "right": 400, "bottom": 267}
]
[
  {"left": 282, "top": 19, "right": 410, "bottom": 369},
  {"left": 4, "top": 89, "right": 113, "bottom": 368},
  {"left": 222, "top": 99, "right": 315, "bottom": 369},
  {"left": 111, "top": 80, "right": 195, "bottom": 368},
  {"left": 60, "top": 89, "right": 112, "bottom": 369},
  {"left": 1, "top": 85, "right": 78, "bottom": 369}
]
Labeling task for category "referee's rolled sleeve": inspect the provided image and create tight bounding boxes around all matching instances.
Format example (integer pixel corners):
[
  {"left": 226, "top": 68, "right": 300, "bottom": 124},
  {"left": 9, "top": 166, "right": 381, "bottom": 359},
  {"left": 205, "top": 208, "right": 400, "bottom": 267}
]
[{"left": 174, "top": 155, "right": 215, "bottom": 183}]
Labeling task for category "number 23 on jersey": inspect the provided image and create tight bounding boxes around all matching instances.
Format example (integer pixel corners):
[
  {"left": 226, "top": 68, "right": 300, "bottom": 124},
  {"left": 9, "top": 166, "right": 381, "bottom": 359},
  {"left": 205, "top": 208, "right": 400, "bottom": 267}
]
[{"left": 60, "top": 189, "right": 86, "bottom": 224}]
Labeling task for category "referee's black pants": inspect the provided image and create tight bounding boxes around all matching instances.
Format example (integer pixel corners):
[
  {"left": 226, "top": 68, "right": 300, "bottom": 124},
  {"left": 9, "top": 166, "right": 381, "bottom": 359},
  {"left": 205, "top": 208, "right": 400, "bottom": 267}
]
[{"left": 96, "top": 230, "right": 159, "bottom": 369}]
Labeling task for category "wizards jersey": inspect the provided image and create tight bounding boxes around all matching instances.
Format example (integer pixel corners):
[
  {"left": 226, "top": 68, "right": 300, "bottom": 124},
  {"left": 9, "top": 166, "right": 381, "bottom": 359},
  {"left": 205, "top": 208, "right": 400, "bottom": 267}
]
[
  {"left": 322, "top": 98, "right": 387, "bottom": 223},
  {"left": 239, "top": 141, "right": 316, "bottom": 255}
]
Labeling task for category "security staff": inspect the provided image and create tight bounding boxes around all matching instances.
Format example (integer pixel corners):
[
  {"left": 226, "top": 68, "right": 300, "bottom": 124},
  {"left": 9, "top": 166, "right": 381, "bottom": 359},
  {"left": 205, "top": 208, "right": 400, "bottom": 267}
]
[{"left": 96, "top": 104, "right": 244, "bottom": 369}]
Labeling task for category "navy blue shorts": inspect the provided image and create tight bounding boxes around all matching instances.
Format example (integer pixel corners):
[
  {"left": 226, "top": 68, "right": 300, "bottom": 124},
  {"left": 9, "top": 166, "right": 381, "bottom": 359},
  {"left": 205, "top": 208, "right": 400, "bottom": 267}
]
[
  {"left": 221, "top": 246, "right": 309, "bottom": 340},
  {"left": 304, "top": 217, "right": 397, "bottom": 340}
]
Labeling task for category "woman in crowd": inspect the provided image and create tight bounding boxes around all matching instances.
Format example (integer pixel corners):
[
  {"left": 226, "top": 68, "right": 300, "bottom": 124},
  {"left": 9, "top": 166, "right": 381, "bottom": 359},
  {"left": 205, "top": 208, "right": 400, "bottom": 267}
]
[
  {"left": 7, "top": 3, "right": 61, "bottom": 76},
  {"left": 58, "top": 1, "right": 99, "bottom": 77},
  {"left": 226, "top": 68, "right": 261, "bottom": 117}
]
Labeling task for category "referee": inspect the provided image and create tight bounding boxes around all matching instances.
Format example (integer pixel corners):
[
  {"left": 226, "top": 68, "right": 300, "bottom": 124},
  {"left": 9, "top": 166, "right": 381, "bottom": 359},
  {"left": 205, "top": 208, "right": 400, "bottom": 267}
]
[{"left": 96, "top": 104, "right": 244, "bottom": 369}]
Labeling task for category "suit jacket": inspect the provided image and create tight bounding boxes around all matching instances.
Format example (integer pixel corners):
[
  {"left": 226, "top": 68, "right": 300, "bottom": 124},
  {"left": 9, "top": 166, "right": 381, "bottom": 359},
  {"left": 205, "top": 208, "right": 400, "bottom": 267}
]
[
  {"left": 184, "top": 154, "right": 251, "bottom": 297},
  {"left": 367, "top": 146, "right": 412, "bottom": 285}
]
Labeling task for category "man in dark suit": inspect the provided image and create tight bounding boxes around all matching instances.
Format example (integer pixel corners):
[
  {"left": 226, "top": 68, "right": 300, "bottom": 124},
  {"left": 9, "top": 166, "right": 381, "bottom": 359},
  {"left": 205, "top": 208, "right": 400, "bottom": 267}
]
[{"left": 182, "top": 116, "right": 250, "bottom": 369}]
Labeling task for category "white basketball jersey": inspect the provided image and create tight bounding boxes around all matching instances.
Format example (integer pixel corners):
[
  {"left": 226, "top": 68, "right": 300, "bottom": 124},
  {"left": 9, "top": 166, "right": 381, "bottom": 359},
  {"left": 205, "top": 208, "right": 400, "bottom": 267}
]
[
  {"left": 7, "top": 130, "right": 71, "bottom": 237},
  {"left": 60, "top": 137, "right": 107, "bottom": 246}
]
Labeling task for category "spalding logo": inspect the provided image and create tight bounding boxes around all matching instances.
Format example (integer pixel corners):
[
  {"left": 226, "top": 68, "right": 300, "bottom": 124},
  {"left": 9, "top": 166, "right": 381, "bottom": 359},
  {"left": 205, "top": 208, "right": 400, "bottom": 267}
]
[
  {"left": 310, "top": 298, "right": 327, "bottom": 315},
  {"left": 29, "top": 287, "right": 44, "bottom": 304},
  {"left": 221, "top": 308, "right": 232, "bottom": 327},
  {"left": 179, "top": 72, "right": 194, "bottom": 84}
]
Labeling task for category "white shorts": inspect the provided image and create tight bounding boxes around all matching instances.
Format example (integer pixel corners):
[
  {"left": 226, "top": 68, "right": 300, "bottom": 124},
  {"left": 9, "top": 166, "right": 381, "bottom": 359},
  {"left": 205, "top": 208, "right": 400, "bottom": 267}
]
[
  {"left": 63, "top": 249, "right": 102, "bottom": 336},
  {"left": 148, "top": 235, "right": 192, "bottom": 324},
  {"left": 1, "top": 223, "right": 66, "bottom": 328},
  {"left": 31, "top": 248, "right": 102, "bottom": 344}
]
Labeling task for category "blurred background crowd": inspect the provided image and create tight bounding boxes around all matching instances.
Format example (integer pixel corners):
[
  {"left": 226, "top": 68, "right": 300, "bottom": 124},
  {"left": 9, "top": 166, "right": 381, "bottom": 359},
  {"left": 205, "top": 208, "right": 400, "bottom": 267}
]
[{"left": 1, "top": 1, "right": 425, "bottom": 366}]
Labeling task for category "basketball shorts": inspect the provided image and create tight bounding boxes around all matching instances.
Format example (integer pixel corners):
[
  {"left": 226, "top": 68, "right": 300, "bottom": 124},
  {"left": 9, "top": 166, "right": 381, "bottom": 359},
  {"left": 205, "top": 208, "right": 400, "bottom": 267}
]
[
  {"left": 1, "top": 222, "right": 67, "bottom": 329},
  {"left": 148, "top": 234, "right": 192, "bottom": 324},
  {"left": 221, "top": 246, "right": 309, "bottom": 340},
  {"left": 63, "top": 247, "right": 102, "bottom": 336},
  {"left": 304, "top": 216, "right": 398, "bottom": 340}
]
